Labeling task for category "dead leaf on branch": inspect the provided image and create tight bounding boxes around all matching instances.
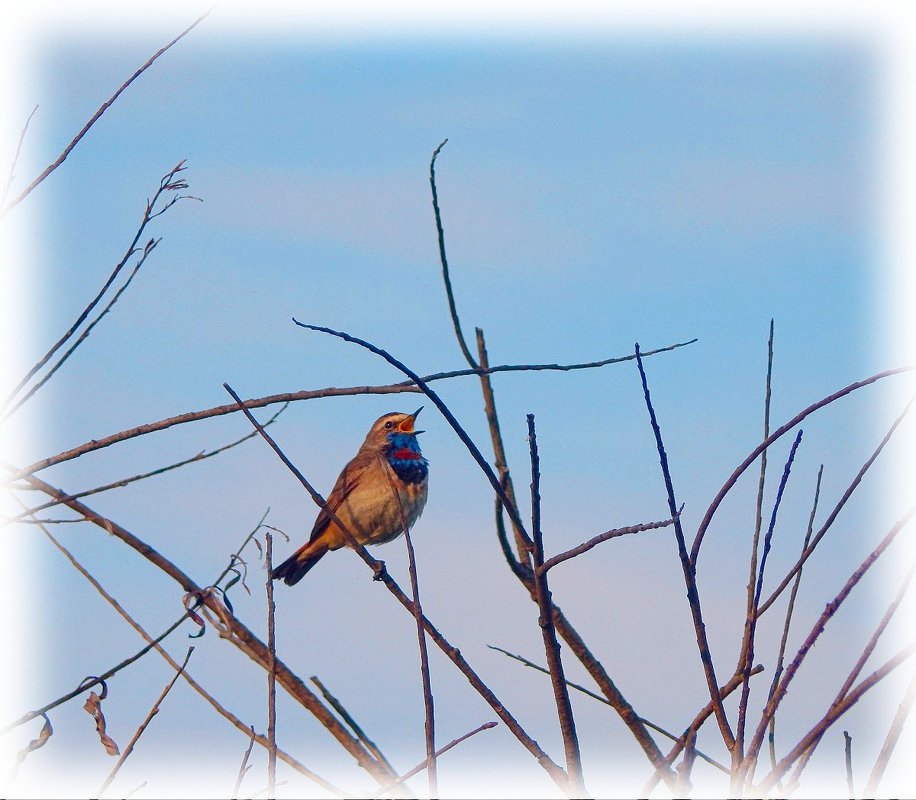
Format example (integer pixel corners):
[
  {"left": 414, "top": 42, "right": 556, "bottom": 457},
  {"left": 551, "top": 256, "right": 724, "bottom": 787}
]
[
  {"left": 12, "top": 713, "right": 53, "bottom": 776},
  {"left": 83, "top": 690, "right": 119, "bottom": 756}
]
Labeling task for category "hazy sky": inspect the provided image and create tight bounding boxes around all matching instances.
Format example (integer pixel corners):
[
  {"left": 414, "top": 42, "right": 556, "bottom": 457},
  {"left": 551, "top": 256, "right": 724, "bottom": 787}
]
[{"left": 2, "top": 3, "right": 916, "bottom": 799}]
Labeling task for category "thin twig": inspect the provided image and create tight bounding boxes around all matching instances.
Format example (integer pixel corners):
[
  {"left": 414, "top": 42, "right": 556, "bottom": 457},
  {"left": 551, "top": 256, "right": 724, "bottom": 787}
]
[
  {"left": 0, "top": 10, "right": 212, "bottom": 217},
  {"left": 265, "top": 532, "right": 277, "bottom": 799},
  {"left": 843, "top": 730, "right": 854, "bottom": 799},
  {"left": 25, "top": 506, "right": 348, "bottom": 796},
  {"left": 11, "top": 470, "right": 397, "bottom": 789},
  {"left": 527, "top": 414, "right": 586, "bottom": 797},
  {"left": 690, "top": 369, "right": 915, "bottom": 567},
  {"left": 379, "top": 455, "right": 437, "bottom": 798},
  {"left": 310, "top": 677, "right": 395, "bottom": 772},
  {"left": 232, "top": 726, "right": 257, "bottom": 800},
  {"left": 475, "top": 327, "right": 532, "bottom": 572},
  {"left": 737, "top": 320, "right": 774, "bottom": 765},
  {"left": 6, "top": 338, "right": 697, "bottom": 484},
  {"left": 1, "top": 104, "right": 38, "bottom": 207},
  {"left": 757, "top": 392, "right": 916, "bottom": 617},
  {"left": 635, "top": 343, "right": 734, "bottom": 750},
  {"left": 473, "top": 330, "right": 675, "bottom": 787},
  {"left": 97, "top": 647, "right": 195, "bottom": 797},
  {"left": 539, "top": 512, "right": 680, "bottom": 574},
  {"left": 429, "top": 138, "right": 477, "bottom": 368},
  {"left": 2, "top": 240, "right": 162, "bottom": 420},
  {"left": 640, "top": 665, "right": 768, "bottom": 797},
  {"left": 735, "top": 428, "right": 804, "bottom": 788},
  {"left": 784, "top": 552, "right": 916, "bottom": 791},
  {"left": 8, "top": 405, "right": 288, "bottom": 524},
  {"left": 863, "top": 664, "right": 916, "bottom": 797},
  {"left": 743, "top": 502, "right": 916, "bottom": 773},
  {"left": 755, "top": 640, "right": 916, "bottom": 795},
  {"left": 2, "top": 161, "right": 193, "bottom": 416},
  {"left": 488, "top": 644, "right": 744, "bottom": 775},
  {"left": 768, "top": 463, "right": 823, "bottom": 776},
  {"left": 4, "top": 610, "right": 191, "bottom": 732},
  {"left": 373, "top": 721, "right": 498, "bottom": 797},
  {"left": 223, "top": 382, "right": 569, "bottom": 789}
]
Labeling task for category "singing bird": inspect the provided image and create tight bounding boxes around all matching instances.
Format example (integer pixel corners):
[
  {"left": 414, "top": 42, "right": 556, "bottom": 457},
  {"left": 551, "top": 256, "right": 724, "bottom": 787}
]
[{"left": 271, "top": 408, "right": 429, "bottom": 585}]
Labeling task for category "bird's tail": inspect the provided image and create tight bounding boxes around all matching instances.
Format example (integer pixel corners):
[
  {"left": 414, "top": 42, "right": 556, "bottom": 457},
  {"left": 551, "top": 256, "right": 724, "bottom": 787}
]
[{"left": 270, "top": 540, "right": 329, "bottom": 586}]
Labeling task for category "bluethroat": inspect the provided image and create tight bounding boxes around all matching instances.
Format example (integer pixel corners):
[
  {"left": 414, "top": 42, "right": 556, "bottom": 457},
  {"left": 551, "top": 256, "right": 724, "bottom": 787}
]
[{"left": 272, "top": 408, "right": 429, "bottom": 585}]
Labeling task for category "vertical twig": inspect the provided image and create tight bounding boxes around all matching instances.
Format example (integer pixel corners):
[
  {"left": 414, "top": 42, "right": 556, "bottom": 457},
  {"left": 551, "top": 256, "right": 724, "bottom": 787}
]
[
  {"left": 734, "top": 429, "right": 804, "bottom": 792},
  {"left": 474, "top": 330, "right": 675, "bottom": 787},
  {"left": 634, "top": 343, "right": 734, "bottom": 751},
  {"left": 265, "top": 532, "right": 277, "bottom": 799},
  {"left": 476, "top": 328, "right": 533, "bottom": 572},
  {"left": 843, "top": 730, "right": 854, "bottom": 799},
  {"left": 381, "top": 457, "right": 437, "bottom": 797},
  {"left": 768, "top": 464, "right": 824, "bottom": 777},
  {"left": 429, "top": 139, "right": 477, "bottom": 369},
  {"left": 405, "top": 526, "right": 438, "bottom": 798},
  {"left": 737, "top": 321, "right": 774, "bottom": 758},
  {"left": 226, "top": 380, "right": 568, "bottom": 788},
  {"left": 97, "top": 647, "right": 194, "bottom": 797},
  {"left": 232, "top": 726, "right": 257, "bottom": 800},
  {"left": 527, "top": 414, "right": 585, "bottom": 797}
]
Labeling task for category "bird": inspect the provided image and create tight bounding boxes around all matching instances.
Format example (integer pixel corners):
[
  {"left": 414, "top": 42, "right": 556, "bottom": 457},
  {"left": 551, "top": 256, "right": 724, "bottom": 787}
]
[{"left": 271, "top": 408, "right": 429, "bottom": 585}]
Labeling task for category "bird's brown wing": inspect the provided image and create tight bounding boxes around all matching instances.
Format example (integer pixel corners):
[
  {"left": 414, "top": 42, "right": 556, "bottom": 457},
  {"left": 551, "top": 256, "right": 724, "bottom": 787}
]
[{"left": 306, "top": 455, "right": 365, "bottom": 542}]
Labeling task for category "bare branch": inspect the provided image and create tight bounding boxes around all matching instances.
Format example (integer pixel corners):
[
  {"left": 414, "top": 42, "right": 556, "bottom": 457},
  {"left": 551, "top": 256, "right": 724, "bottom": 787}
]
[
  {"left": 538, "top": 512, "right": 680, "bottom": 574},
  {"left": 7, "top": 403, "right": 288, "bottom": 523},
  {"left": 767, "top": 464, "right": 824, "bottom": 777},
  {"left": 265, "top": 533, "right": 277, "bottom": 799},
  {"left": 5, "top": 338, "right": 696, "bottom": 484},
  {"left": 743, "top": 502, "right": 916, "bottom": 773},
  {"left": 0, "top": 10, "right": 212, "bottom": 217},
  {"left": 374, "top": 721, "right": 498, "bottom": 797},
  {"left": 755, "top": 640, "right": 916, "bottom": 795},
  {"left": 1, "top": 105, "right": 38, "bottom": 208},
  {"left": 844, "top": 730, "right": 854, "bottom": 799},
  {"left": 634, "top": 343, "right": 734, "bottom": 750},
  {"left": 222, "top": 382, "right": 570, "bottom": 789},
  {"left": 527, "top": 415, "right": 586, "bottom": 796},
  {"left": 429, "top": 138, "right": 477, "bottom": 368},
  {"left": 2, "top": 161, "right": 193, "bottom": 417},
  {"left": 863, "top": 664, "right": 916, "bottom": 797},
  {"left": 97, "top": 647, "right": 195, "bottom": 797},
  {"left": 310, "top": 677, "right": 395, "bottom": 773},
  {"left": 9, "top": 470, "right": 398, "bottom": 788},
  {"left": 734, "top": 428, "right": 804, "bottom": 783},
  {"left": 757, "top": 391, "right": 916, "bottom": 617},
  {"left": 380, "top": 455, "right": 437, "bottom": 797},
  {"left": 690, "top": 367, "right": 914, "bottom": 567},
  {"left": 231, "top": 727, "right": 257, "bottom": 800},
  {"left": 45, "top": 512, "right": 347, "bottom": 796}
]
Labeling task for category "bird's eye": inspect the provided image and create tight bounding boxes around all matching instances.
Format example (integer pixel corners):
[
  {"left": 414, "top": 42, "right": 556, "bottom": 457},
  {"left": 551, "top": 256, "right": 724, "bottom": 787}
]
[{"left": 384, "top": 421, "right": 394, "bottom": 430}]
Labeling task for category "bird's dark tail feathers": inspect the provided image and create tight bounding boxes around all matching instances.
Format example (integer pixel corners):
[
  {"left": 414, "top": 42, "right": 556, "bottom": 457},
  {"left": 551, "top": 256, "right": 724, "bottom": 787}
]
[{"left": 270, "top": 541, "right": 329, "bottom": 586}]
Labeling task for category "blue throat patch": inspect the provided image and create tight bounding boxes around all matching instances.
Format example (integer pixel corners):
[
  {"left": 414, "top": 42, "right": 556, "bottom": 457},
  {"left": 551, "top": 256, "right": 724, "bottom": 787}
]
[{"left": 386, "top": 432, "right": 428, "bottom": 485}]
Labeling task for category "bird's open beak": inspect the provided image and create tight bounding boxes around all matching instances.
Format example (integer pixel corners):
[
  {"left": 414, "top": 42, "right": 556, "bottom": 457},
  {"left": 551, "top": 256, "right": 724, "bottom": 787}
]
[{"left": 398, "top": 406, "right": 424, "bottom": 434}]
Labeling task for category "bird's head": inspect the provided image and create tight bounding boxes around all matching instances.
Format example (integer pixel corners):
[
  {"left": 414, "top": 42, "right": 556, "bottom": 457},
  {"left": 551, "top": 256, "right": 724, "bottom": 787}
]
[{"left": 362, "top": 407, "right": 425, "bottom": 451}]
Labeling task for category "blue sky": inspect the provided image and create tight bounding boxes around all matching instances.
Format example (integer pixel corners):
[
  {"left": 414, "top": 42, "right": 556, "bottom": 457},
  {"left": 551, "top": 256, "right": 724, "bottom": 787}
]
[{"left": 2, "top": 4, "right": 916, "bottom": 799}]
